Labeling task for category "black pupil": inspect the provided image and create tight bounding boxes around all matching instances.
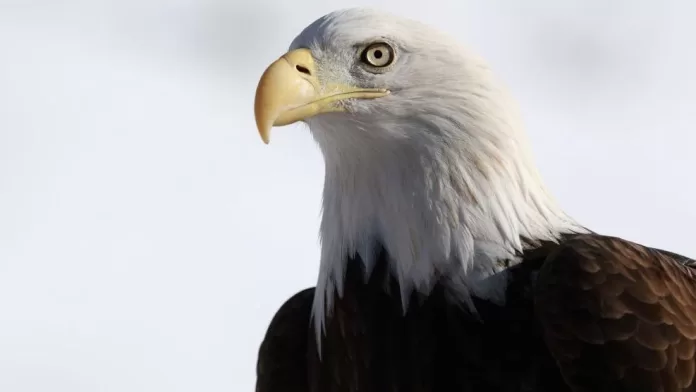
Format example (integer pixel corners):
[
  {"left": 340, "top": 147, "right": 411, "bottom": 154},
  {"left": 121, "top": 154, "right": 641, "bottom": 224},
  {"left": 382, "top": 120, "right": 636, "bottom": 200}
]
[{"left": 373, "top": 50, "right": 383, "bottom": 59}]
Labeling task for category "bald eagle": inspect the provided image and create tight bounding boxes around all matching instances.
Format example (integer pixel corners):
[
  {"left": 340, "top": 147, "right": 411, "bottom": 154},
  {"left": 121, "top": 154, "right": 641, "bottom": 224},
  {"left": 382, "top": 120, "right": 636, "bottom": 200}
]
[{"left": 253, "top": 8, "right": 696, "bottom": 392}]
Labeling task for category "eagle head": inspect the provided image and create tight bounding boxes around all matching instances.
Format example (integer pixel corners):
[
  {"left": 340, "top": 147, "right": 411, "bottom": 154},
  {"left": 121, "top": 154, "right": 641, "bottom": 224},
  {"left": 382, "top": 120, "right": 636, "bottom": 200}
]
[{"left": 253, "top": 8, "right": 584, "bottom": 338}]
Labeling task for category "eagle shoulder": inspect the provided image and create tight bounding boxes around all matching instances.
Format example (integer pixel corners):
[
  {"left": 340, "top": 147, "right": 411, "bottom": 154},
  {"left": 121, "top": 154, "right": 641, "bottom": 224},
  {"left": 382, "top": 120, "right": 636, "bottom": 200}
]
[
  {"left": 256, "top": 287, "right": 314, "bottom": 392},
  {"left": 534, "top": 234, "right": 696, "bottom": 392}
]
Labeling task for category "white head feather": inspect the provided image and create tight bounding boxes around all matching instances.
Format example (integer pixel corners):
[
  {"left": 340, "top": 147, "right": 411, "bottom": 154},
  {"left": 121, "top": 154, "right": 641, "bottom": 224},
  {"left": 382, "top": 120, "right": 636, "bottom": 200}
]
[{"left": 287, "top": 8, "right": 585, "bottom": 340}]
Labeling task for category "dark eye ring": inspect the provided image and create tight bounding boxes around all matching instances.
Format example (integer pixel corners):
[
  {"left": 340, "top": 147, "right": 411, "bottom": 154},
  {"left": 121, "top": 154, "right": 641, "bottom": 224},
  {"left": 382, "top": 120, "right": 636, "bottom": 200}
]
[{"left": 360, "top": 42, "right": 395, "bottom": 67}]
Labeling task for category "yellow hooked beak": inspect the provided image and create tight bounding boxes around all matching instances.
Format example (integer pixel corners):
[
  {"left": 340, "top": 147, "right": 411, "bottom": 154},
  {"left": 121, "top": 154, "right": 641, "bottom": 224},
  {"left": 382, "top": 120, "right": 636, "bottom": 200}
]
[{"left": 253, "top": 48, "right": 389, "bottom": 144}]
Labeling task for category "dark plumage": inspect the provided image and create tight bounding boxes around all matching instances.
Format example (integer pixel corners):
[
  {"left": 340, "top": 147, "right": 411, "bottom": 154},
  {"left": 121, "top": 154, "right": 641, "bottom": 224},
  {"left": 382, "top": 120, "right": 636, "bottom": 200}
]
[
  {"left": 257, "top": 234, "right": 696, "bottom": 392},
  {"left": 536, "top": 236, "right": 696, "bottom": 391}
]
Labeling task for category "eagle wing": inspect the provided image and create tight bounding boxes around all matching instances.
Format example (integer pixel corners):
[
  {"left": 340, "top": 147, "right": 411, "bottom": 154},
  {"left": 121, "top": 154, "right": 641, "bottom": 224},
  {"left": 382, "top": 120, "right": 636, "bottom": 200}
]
[
  {"left": 255, "top": 288, "right": 313, "bottom": 392},
  {"left": 534, "top": 234, "right": 696, "bottom": 392}
]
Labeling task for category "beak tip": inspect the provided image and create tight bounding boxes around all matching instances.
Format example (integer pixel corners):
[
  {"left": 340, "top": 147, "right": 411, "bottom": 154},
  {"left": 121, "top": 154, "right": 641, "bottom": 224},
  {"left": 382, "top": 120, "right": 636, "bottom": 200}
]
[
  {"left": 254, "top": 110, "right": 272, "bottom": 144},
  {"left": 258, "top": 128, "right": 271, "bottom": 145}
]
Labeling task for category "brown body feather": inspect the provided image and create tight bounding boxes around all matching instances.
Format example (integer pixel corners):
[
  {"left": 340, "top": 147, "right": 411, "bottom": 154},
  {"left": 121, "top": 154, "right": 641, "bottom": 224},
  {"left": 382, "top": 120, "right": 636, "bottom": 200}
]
[
  {"left": 256, "top": 234, "right": 696, "bottom": 391},
  {"left": 535, "top": 235, "right": 696, "bottom": 391}
]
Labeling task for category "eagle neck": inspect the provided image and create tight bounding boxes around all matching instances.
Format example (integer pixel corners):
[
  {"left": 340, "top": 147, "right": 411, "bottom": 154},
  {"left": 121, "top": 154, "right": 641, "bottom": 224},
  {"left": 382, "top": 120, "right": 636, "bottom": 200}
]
[{"left": 308, "top": 106, "right": 585, "bottom": 344}]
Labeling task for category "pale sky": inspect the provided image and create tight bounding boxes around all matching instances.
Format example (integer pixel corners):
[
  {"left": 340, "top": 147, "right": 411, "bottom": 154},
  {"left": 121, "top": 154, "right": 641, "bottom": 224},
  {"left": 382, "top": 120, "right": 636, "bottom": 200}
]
[{"left": 1, "top": 1, "right": 695, "bottom": 391}]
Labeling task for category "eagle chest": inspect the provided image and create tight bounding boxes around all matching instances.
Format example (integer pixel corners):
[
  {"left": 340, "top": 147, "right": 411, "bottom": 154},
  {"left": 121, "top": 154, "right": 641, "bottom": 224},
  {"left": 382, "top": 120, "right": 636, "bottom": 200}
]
[{"left": 305, "top": 257, "right": 569, "bottom": 392}]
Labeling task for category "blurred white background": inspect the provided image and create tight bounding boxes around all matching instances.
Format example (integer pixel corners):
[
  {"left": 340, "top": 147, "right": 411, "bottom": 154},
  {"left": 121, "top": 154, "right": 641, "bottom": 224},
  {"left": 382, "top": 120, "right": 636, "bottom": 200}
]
[{"left": 1, "top": 0, "right": 695, "bottom": 391}]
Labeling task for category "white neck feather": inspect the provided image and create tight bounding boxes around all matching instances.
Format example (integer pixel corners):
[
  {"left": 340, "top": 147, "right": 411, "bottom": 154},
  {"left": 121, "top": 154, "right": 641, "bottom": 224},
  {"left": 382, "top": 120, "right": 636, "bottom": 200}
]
[{"left": 306, "top": 68, "right": 586, "bottom": 341}]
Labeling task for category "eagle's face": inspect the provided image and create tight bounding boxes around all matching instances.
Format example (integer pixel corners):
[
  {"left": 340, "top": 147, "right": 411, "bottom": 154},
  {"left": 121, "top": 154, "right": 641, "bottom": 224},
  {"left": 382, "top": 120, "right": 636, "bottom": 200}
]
[{"left": 255, "top": 8, "right": 491, "bottom": 146}]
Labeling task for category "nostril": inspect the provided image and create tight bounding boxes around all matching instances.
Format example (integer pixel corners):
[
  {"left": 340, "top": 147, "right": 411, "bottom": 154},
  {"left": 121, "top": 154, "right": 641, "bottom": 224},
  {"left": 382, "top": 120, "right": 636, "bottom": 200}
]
[{"left": 296, "top": 65, "right": 311, "bottom": 75}]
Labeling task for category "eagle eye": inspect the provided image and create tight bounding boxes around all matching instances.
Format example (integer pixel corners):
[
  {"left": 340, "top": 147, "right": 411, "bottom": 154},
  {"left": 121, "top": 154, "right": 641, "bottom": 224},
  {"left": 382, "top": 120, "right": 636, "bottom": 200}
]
[{"left": 360, "top": 42, "right": 395, "bottom": 68}]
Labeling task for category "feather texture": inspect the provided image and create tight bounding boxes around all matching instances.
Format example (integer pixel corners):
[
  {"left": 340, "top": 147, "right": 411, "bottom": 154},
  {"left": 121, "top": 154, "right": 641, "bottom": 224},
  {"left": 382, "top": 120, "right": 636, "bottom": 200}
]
[
  {"left": 257, "top": 235, "right": 696, "bottom": 392},
  {"left": 535, "top": 235, "right": 696, "bottom": 392}
]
